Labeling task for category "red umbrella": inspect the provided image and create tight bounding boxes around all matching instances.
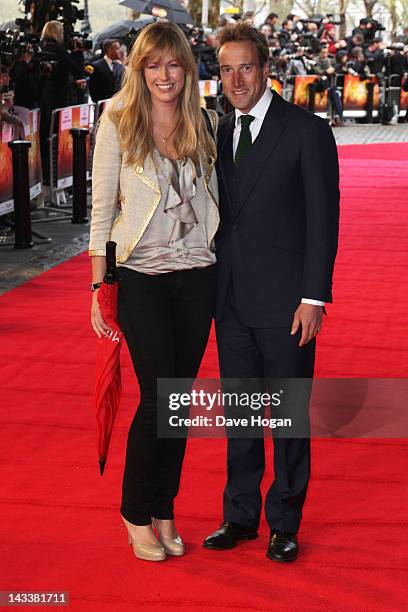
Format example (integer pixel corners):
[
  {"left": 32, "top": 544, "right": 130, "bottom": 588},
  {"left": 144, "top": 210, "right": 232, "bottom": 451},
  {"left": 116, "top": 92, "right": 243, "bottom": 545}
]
[{"left": 95, "top": 241, "right": 123, "bottom": 475}]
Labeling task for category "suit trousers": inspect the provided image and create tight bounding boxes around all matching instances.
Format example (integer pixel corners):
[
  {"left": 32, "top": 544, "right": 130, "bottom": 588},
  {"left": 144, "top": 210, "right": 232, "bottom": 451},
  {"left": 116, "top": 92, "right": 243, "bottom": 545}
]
[
  {"left": 215, "top": 282, "right": 315, "bottom": 534},
  {"left": 118, "top": 264, "right": 216, "bottom": 525}
]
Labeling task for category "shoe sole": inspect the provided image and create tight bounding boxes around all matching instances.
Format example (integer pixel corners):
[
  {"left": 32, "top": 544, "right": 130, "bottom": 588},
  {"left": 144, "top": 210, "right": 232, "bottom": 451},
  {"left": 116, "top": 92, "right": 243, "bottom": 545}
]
[
  {"left": 134, "top": 552, "right": 167, "bottom": 561},
  {"left": 203, "top": 533, "right": 258, "bottom": 550},
  {"left": 164, "top": 549, "right": 185, "bottom": 556}
]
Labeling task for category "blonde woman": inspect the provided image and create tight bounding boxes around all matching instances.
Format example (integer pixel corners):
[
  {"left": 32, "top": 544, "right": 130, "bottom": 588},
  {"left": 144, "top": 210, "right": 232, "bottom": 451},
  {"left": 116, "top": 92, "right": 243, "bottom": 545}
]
[
  {"left": 89, "top": 22, "right": 219, "bottom": 562},
  {"left": 39, "top": 20, "right": 84, "bottom": 185}
]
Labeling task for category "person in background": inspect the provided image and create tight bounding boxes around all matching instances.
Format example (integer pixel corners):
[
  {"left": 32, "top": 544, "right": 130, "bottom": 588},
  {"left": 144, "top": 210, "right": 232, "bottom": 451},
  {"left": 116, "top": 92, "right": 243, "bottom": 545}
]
[
  {"left": 278, "top": 18, "right": 293, "bottom": 48},
  {"left": 260, "top": 23, "right": 273, "bottom": 42},
  {"left": 348, "top": 46, "right": 368, "bottom": 76},
  {"left": 265, "top": 13, "right": 279, "bottom": 33},
  {"left": 88, "top": 39, "right": 124, "bottom": 103},
  {"left": 10, "top": 46, "right": 40, "bottom": 109},
  {"left": 38, "top": 20, "right": 84, "bottom": 188},
  {"left": 119, "top": 44, "right": 128, "bottom": 65}
]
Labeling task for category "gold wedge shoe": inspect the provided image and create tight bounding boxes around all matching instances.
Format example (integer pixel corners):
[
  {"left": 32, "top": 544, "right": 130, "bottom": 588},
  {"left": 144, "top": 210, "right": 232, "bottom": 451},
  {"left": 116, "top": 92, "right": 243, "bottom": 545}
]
[
  {"left": 122, "top": 516, "right": 166, "bottom": 562},
  {"left": 152, "top": 517, "right": 185, "bottom": 557}
]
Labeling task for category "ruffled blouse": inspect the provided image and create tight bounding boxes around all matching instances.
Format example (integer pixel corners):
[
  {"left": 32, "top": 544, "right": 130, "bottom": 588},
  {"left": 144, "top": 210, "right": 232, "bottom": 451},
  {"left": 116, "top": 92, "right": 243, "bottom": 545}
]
[{"left": 121, "top": 149, "right": 216, "bottom": 275}]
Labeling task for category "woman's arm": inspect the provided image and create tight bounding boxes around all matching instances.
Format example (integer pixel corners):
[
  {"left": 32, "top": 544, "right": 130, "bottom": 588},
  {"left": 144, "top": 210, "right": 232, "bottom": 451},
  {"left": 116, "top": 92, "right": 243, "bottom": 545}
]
[
  {"left": 90, "top": 256, "right": 111, "bottom": 338},
  {"left": 89, "top": 112, "right": 122, "bottom": 337}
]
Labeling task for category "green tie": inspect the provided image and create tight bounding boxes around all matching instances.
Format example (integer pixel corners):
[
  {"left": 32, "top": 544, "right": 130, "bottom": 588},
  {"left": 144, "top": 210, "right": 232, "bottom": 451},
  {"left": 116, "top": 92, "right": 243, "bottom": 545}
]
[{"left": 235, "top": 115, "right": 255, "bottom": 166}]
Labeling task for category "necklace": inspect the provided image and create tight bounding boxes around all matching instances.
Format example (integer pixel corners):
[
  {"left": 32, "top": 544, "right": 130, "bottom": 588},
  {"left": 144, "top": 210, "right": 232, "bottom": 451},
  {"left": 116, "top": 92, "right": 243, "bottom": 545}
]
[{"left": 156, "top": 121, "right": 177, "bottom": 145}]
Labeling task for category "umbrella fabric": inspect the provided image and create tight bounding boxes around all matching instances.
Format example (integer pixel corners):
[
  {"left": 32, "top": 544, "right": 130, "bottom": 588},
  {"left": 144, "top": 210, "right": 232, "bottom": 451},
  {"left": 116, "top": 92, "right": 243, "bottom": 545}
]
[
  {"left": 119, "top": 0, "right": 193, "bottom": 24},
  {"left": 93, "top": 17, "right": 153, "bottom": 46},
  {"left": 95, "top": 281, "right": 123, "bottom": 475},
  {"left": 119, "top": 0, "right": 148, "bottom": 11}
]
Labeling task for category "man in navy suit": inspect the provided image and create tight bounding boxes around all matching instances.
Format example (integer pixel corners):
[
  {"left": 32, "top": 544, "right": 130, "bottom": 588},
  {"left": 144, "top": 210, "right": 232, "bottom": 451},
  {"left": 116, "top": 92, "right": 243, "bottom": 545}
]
[
  {"left": 203, "top": 22, "right": 340, "bottom": 562},
  {"left": 88, "top": 39, "right": 124, "bottom": 103}
]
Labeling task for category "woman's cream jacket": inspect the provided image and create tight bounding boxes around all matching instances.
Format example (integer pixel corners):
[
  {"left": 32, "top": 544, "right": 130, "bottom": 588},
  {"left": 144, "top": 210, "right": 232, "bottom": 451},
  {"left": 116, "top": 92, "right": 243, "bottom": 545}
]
[{"left": 89, "top": 109, "right": 219, "bottom": 263}]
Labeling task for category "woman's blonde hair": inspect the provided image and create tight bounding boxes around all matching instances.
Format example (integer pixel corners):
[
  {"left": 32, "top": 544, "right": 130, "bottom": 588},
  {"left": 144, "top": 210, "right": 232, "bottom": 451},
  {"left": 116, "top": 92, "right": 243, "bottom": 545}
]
[
  {"left": 41, "top": 20, "right": 64, "bottom": 44},
  {"left": 107, "top": 22, "right": 216, "bottom": 167}
]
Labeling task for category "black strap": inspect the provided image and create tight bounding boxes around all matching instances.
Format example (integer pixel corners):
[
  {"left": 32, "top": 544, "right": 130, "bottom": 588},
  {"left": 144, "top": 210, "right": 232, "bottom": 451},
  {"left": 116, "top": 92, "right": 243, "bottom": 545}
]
[{"left": 201, "top": 107, "right": 215, "bottom": 141}]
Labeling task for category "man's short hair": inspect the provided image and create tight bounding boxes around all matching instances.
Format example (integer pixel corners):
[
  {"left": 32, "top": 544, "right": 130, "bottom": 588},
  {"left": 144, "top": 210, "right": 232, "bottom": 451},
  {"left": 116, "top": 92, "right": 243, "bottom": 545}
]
[
  {"left": 353, "top": 33, "right": 364, "bottom": 44},
  {"left": 217, "top": 21, "right": 269, "bottom": 66},
  {"left": 350, "top": 46, "right": 363, "bottom": 58},
  {"left": 267, "top": 13, "right": 278, "bottom": 20},
  {"left": 103, "top": 38, "right": 119, "bottom": 54}
]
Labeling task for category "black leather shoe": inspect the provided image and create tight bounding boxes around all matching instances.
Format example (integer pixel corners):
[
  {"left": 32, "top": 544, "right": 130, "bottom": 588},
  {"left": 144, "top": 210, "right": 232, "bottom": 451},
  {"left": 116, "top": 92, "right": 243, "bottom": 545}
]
[
  {"left": 266, "top": 530, "right": 299, "bottom": 562},
  {"left": 203, "top": 521, "right": 258, "bottom": 550}
]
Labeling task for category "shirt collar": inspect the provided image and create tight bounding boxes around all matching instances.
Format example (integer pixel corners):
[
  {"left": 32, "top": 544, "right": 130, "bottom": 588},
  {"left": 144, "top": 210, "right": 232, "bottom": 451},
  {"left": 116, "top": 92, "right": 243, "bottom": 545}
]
[
  {"left": 104, "top": 55, "right": 113, "bottom": 67},
  {"left": 235, "top": 87, "right": 273, "bottom": 127}
]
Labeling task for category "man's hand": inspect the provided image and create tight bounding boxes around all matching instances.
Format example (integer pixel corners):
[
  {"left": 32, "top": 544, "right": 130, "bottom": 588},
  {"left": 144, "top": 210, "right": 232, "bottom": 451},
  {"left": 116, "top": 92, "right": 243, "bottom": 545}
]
[{"left": 291, "top": 303, "right": 324, "bottom": 347}]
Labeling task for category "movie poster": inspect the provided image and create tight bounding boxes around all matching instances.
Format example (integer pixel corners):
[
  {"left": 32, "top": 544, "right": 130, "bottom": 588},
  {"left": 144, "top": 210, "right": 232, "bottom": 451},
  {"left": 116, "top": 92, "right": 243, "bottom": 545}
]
[
  {"left": 13, "top": 107, "right": 42, "bottom": 199},
  {"left": 269, "top": 78, "right": 283, "bottom": 96},
  {"left": 343, "top": 75, "right": 379, "bottom": 111},
  {"left": 57, "top": 104, "right": 91, "bottom": 189},
  {"left": 400, "top": 78, "right": 408, "bottom": 111},
  {"left": 0, "top": 129, "right": 13, "bottom": 215},
  {"left": 293, "top": 76, "right": 328, "bottom": 113}
]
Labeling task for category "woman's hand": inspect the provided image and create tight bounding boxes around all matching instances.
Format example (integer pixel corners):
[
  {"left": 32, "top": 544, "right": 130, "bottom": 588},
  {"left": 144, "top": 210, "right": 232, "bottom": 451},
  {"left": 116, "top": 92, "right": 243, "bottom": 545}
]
[{"left": 91, "top": 291, "right": 113, "bottom": 338}]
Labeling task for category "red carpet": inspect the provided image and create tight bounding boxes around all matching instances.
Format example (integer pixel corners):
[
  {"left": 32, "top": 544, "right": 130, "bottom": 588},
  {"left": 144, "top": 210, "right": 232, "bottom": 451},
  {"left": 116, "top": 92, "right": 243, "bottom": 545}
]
[{"left": 1, "top": 143, "right": 407, "bottom": 610}]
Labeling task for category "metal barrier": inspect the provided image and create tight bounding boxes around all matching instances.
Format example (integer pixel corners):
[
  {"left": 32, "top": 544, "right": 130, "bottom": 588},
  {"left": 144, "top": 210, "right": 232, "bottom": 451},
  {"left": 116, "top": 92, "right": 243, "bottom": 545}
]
[
  {"left": 49, "top": 103, "right": 94, "bottom": 206},
  {"left": 90, "top": 99, "right": 110, "bottom": 166}
]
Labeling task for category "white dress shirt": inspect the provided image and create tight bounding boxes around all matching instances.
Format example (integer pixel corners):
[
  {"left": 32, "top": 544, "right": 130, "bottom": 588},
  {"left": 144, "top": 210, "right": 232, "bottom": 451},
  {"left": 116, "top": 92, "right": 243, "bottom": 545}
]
[
  {"left": 103, "top": 55, "right": 114, "bottom": 72},
  {"left": 233, "top": 87, "right": 325, "bottom": 308}
]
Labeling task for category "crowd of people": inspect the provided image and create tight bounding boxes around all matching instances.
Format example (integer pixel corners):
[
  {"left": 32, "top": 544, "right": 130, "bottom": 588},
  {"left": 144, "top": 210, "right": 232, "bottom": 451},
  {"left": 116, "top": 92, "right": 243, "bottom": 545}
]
[{"left": 1, "top": 11, "right": 408, "bottom": 187}]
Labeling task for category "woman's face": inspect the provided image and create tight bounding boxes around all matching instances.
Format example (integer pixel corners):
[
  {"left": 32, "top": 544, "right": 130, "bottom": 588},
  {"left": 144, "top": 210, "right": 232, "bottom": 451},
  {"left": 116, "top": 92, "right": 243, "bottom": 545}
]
[{"left": 143, "top": 53, "right": 186, "bottom": 106}]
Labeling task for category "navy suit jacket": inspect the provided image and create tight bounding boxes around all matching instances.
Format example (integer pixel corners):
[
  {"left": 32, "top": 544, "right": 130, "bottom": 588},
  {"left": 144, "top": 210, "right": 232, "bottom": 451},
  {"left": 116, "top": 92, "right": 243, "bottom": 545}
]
[
  {"left": 215, "top": 90, "right": 340, "bottom": 327},
  {"left": 88, "top": 58, "right": 124, "bottom": 103}
]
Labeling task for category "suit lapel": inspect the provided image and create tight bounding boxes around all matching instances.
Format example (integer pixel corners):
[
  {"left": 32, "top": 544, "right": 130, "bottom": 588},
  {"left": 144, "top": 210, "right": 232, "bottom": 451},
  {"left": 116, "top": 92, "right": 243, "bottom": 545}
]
[{"left": 234, "top": 92, "right": 288, "bottom": 219}]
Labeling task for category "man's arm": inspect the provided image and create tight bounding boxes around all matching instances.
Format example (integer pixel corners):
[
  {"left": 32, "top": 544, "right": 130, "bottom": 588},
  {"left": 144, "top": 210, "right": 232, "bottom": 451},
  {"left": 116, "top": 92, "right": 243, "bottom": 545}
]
[
  {"left": 300, "top": 116, "right": 340, "bottom": 302},
  {"left": 293, "top": 117, "right": 340, "bottom": 346}
]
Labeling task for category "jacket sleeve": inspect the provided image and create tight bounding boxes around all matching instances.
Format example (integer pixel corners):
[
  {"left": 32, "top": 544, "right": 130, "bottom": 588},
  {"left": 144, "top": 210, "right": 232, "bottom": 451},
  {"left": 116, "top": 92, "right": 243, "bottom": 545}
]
[
  {"left": 88, "top": 64, "right": 100, "bottom": 103},
  {"left": 88, "top": 111, "right": 122, "bottom": 256},
  {"left": 300, "top": 116, "right": 340, "bottom": 302}
]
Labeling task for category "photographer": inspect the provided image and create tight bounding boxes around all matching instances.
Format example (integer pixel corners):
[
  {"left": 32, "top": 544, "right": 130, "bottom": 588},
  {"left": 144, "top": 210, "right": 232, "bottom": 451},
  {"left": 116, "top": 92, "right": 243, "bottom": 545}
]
[
  {"left": 301, "top": 21, "right": 322, "bottom": 54},
  {"left": 0, "top": 68, "right": 25, "bottom": 140},
  {"left": 286, "top": 46, "right": 310, "bottom": 76},
  {"left": 334, "top": 50, "right": 349, "bottom": 74},
  {"left": 190, "top": 30, "right": 219, "bottom": 81},
  {"left": 364, "top": 37, "right": 384, "bottom": 76},
  {"left": 314, "top": 46, "right": 343, "bottom": 124},
  {"left": 278, "top": 19, "right": 293, "bottom": 48},
  {"left": 347, "top": 46, "right": 368, "bottom": 76},
  {"left": 39, "top": 19, "right": 84, "bottom": 186},
  {"left": 314, "top": 45, "right": 336, "bottom": 76},
  {"left": 10, "top": 45, "right": 40, "bottom": 109}
]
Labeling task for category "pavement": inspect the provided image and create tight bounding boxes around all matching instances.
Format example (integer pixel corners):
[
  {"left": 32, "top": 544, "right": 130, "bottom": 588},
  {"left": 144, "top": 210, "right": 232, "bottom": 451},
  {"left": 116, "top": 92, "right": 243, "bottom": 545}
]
[{"left": 0, "top": 122, "right": 407, "bottom": 297}]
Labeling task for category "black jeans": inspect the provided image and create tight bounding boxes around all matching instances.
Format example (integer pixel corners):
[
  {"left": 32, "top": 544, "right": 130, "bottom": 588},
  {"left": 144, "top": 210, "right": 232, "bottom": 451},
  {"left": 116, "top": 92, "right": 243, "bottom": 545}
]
[{"left": 118, "top": 264, "right": 216, "bottom": 525}]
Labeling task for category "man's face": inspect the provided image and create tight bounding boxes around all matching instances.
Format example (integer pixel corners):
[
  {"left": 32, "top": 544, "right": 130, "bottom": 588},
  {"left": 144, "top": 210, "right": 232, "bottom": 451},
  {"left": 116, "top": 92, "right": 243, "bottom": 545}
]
[
  {"left": 320, "top": 48, "right": 329, "bottom": 59},
  {"left": 219, "top": 41, "right": 268, "bottom": 113},
  {"left": 206, "top": 34, "right": 216, "bottom": 47},
  {"left": 108, "top": 42, "right": 121, "bottom": 60}
]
